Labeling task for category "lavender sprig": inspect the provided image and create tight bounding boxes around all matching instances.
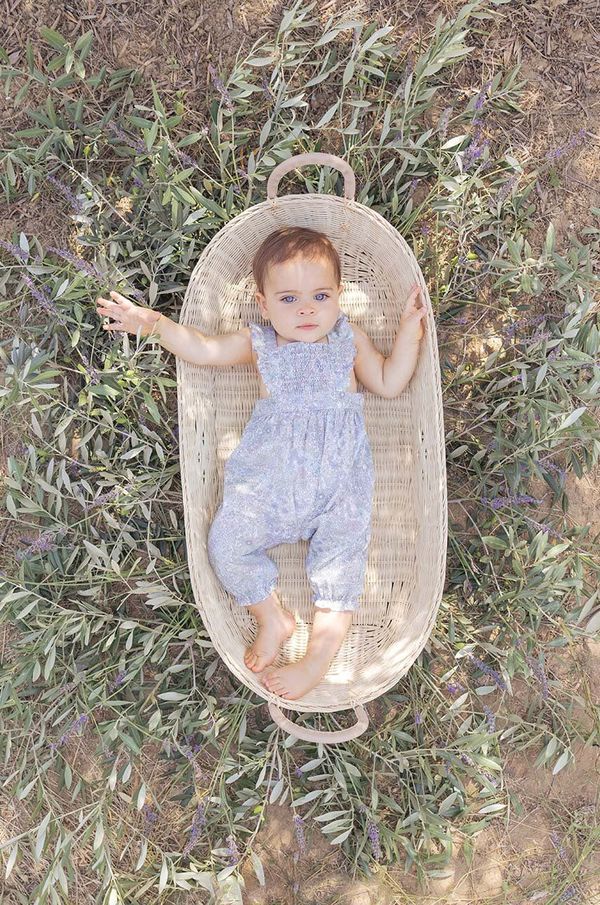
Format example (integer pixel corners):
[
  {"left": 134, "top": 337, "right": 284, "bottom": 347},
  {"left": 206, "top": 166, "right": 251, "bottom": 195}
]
[
  {"left": 293, "top": 815, "right": 307, "bottom": 857},
  {"left": 367, "top": 817, "right": 382, "bottom": 860},
  {"left": 225, "top": 833, "right": 240, "bottom": 865},
  {"left": 482, "top": 704, "right": 496, "bottom": 733},
  {"left": 466, "top": 653, "right": 507, "bottom": 691},
  {"left": 46, "top": 245, "right": 107, "bottom": 283},
  {"left": 546, "top": 128, "right": 586, "bottom": 161},
  {"left": 182, "top": 801, "right": 207, "bottom": 857},
  {"left": 208, "top": 64, "right": 235, "bottom": 114},
  {"left": 0, "top": 238, "right": 29, "bottom": 261},
  {"left": 525, "top": 653, "right": 550, "bottom": 700},
  {"left": 46, "top": 174, "right": 86, "bottom": 213},
  {"left": 49, "top": 714, "right": 89, "bottom": 751}
]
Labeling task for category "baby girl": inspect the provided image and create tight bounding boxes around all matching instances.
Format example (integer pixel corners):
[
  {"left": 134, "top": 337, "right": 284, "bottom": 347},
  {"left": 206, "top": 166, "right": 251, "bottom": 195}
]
[{"left": 96, "top": 226, "right": 426, "bottom": 701}]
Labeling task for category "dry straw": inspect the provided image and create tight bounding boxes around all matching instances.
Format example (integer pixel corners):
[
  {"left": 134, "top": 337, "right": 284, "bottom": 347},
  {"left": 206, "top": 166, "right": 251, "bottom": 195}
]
[{"left": 176, "top": 153, "right": 447, "bottom": 743}]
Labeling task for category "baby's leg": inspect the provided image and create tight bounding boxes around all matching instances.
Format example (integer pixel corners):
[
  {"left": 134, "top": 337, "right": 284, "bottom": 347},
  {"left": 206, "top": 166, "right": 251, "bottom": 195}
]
[
  {"left": 261, "top": 494, "right": 370, "bottom": 699},
  {"left": 207, "top": 506, "right": 295, "bottom": 672}
]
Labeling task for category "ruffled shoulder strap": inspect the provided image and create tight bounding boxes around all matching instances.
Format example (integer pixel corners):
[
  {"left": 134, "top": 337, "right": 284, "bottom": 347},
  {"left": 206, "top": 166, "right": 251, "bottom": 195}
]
[
  {"left": 328, "top": 311, "right": 355, "bottom": 347},
  {"left": 249, "top": 322, "right": 276, "bottom": 355},
  {"left": 248, "top": 322, "right": 279, "bottom": 389}
]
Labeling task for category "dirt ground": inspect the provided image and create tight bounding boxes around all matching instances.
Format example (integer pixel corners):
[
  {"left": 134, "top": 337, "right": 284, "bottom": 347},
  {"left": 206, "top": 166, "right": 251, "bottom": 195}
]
[{"left": 1, "top": 0, "right": 599, "bottom": 902}]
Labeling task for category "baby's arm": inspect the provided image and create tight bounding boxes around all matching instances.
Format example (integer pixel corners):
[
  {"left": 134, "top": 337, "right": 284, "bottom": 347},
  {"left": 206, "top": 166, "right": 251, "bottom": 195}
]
[
  {"left": 96, "top": 291, "right": 253, "bottom": 366},
  {"left": 350, "top": 284, "right": 426, "bottom": 398}
]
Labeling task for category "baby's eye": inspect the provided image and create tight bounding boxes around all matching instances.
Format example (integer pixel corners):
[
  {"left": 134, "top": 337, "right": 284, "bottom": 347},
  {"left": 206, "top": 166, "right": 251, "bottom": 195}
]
[{"left": 280, "top": 293, "right": 329, "bottom": 304}]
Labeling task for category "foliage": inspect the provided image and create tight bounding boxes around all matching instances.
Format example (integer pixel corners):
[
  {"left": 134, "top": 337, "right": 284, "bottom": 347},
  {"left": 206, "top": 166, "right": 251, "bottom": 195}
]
[{"left": 0, "top": 0, "right": 599, "bottom": 902}]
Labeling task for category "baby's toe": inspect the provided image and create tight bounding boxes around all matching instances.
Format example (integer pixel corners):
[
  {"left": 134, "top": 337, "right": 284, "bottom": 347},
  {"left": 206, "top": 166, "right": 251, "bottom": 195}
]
[{"left": 261, "top": 669, "right": 278, "bottom": 689}]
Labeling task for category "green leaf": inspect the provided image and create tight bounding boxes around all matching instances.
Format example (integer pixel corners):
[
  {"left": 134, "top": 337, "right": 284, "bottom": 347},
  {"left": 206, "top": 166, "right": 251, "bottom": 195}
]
[
  {"left": 35, "top": 812, "right": 51, "bottom": 861},
  {"left": 250, "top": 851, "right": 265, "bottom": 886},
  {"left": 136, "top": 782, "right": 146, "bottom": 810},
  {"left": 330, "top": 826, "right": 353, "bottom": 844},
  {"left": 158, "top": 856, "right": 169, "bottom": 894},
  {"left": 93, "top": 821, "right": 104, "bottom": 850},
  {"left": 135, "top": 838, "right": 148, "bottom": 871},
  {"left": 5, "top": 843, "right": 18, "bottom": 880},
  {"left": 558, "top": 406, "right": 586, "bottom": 431},
  {"left": 552, "top": 749, "right": 571, "bottom": 775},
  {"left": 315, "top": 100, "right": 340, "bottom": 128},
  {"left": 269, "top": 778, "right": 284, "bottom": 804}
]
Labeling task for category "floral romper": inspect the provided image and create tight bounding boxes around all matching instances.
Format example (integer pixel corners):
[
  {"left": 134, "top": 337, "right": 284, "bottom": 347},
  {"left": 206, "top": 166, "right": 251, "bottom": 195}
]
[{"left": 207, "top": 311, "right": 375, "bottom": 613}]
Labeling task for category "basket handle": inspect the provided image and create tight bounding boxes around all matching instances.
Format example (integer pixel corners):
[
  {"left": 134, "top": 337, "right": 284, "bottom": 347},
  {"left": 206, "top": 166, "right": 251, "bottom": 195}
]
[
  {"left": 267, "top": 152, "right": 356, "bottom": 202},
  {"left": 268, "top": 701, "right": 369, "bottom": 744}
]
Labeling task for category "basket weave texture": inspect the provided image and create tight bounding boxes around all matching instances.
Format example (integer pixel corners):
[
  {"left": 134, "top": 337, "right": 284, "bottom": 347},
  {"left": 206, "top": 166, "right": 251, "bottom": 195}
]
[{"left": 176, "top": 155, "right": 447, "bottom": 727}]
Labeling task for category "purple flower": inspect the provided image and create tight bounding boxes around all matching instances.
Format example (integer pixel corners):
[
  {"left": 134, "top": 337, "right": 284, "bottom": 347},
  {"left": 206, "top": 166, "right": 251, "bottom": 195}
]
[
  {"left": 46, "top": 174, "right": 85, "bottom": 213},
  {"left": 293, "top": 815, "right": 307, "bottom": 857},
  {"left": 414, "top": 712, "right": 423, "bottom": 725},
  {"left": 550, "top": 830, "right": 568, "bottom": 861},
  {"left": 480, "top": 493, "right": 544, "bottom": 510},
  {"left": 446, "top": 682, "right": 464, "bottom": 695},
  {"left": 49, "top": 713, "right": 90, "bottom": 751},
  {"left": 466, "top": 653, "right": 507, "bottom": 691},
  {"left": 294, "top": 766, "right": 303, "bottom": 778},
  {"left": 546, "top": 128, "right": 586, "bottom": 161},
  {"left": 0, "top": 238, "right": 29, "bottom": 261},
  {"left": 497, "top": 172, "right": 519, "bottom": 203},
  {"left": 482, "top": 704, "right": 496, "bottom": 733},
  {"left": 46, "top": 246, "right": 107, "bottom": 283},
  {"left": 367, "top": 818, "right": 382, "bottom": 860},
  {"left": 107, "top": 122, "right": 147, "bottom": 155},
  {"left": 142, "top": 804, "right": 159, "bottom": 826},
  {"left": 473, "top": 79, "right": 493, "bottom": 118},
  {"left": 542, "top": 460, "right": 567, "bottom": 482},
  {"left": 16, "top": 528, "right": 64, "bottom": 560},
  {"left": 225, "top": 833, "right": 240, "bottom": 865},
  {"left": 208, "top": 64, "right": 235, "bottom": 113},
  {"left": 458, "top": 752, "right": 499, "bottom": 787},
  {"left": 463, "top": 127, "right": 490, "bottom": 171},
  {"left": 182, "top": 801, "right": 207, "bottom": 856},
  {"left": 84, "top": 487, "right": 121, "bottom": 511},
  {"left": 525, "top": 653, "right": 550, "bottom": 700},
  {"left": 522, "top": 515, "right": 565, "bottom": 541},
  {"left": 21, "top": 274, "right": 62, "bottom": 320},
  {"left": 175, "top": 148, "right": 198, "bottom": 169},
  {"left": 109, "top": 670, "right": 127, "bottom": 691}
]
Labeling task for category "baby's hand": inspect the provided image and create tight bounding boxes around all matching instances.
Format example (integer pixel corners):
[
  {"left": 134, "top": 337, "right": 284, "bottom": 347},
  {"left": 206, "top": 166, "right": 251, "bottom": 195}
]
[
  {"left": 399, "top": 284, "right": 426, "bottom": 342},
  {"left": 96, "top": 291, "right": 159, "bottom": 337}
]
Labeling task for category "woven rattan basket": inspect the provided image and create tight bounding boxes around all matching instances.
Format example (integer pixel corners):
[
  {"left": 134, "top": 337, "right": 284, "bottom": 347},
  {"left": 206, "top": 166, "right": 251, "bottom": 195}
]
[{"left": 176, "top": 152, "right": 447, "bottom": 743}]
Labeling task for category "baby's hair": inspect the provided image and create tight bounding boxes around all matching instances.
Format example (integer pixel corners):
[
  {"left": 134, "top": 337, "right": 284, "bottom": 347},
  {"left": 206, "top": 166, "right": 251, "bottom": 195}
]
[{"left": 252, "top": 226, "right": 342, "bottom": 296}]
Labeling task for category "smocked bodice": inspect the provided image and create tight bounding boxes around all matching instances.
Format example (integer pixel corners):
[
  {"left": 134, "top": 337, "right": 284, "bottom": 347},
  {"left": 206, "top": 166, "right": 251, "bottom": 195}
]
[{"left": 248, "top": 312, "right": 358, "bottom": 410}]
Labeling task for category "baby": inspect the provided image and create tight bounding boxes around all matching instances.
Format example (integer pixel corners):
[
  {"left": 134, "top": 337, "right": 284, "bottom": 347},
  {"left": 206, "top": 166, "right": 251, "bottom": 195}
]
[{"left": 96, "top": 226, "right": 426, "bottom": 701}]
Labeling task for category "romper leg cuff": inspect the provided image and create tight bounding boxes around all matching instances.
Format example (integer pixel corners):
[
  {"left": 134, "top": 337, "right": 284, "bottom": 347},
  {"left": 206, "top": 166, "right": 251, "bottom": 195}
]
[
  {"left": 235, "top": 582, "right": 278, "bottom": 607},
  {"left": 314, "top": 598, "right": 359, "bottom": 613}
]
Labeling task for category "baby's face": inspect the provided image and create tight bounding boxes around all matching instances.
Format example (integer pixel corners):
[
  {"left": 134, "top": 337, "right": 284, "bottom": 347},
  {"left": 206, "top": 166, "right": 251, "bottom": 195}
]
[{"left": 255, "top": 255, "right": 342, "bottom": 343}]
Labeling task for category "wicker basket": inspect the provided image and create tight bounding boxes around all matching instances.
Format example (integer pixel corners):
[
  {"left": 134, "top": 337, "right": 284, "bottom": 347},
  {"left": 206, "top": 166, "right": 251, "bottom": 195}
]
[{"left": 176, "top": 152, "right": 447, "bottom": 743}]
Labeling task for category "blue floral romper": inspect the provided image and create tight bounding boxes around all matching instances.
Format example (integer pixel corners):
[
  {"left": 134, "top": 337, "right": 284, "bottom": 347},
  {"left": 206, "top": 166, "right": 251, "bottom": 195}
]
[{"left": 207, "top": 311, "right": 375, "bottom": 613}]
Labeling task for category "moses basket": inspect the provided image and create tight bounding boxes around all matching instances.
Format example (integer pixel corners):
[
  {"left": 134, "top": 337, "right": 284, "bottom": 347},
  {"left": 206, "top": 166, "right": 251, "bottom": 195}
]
[{"left": 176, "top": 152, "right": 447, "bottom": 743}]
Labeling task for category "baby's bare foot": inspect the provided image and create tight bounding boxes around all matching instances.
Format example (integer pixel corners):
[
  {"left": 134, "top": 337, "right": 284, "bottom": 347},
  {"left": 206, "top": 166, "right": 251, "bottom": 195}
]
[
  {"left": 261, "top": 610, "right": 353, "bottom": 699},
  {"left": 244, "top": 592, "right": 296, "bottom": 673},
  {"left": 261, "top": 654, "right": 331, "bottom": 700}
]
